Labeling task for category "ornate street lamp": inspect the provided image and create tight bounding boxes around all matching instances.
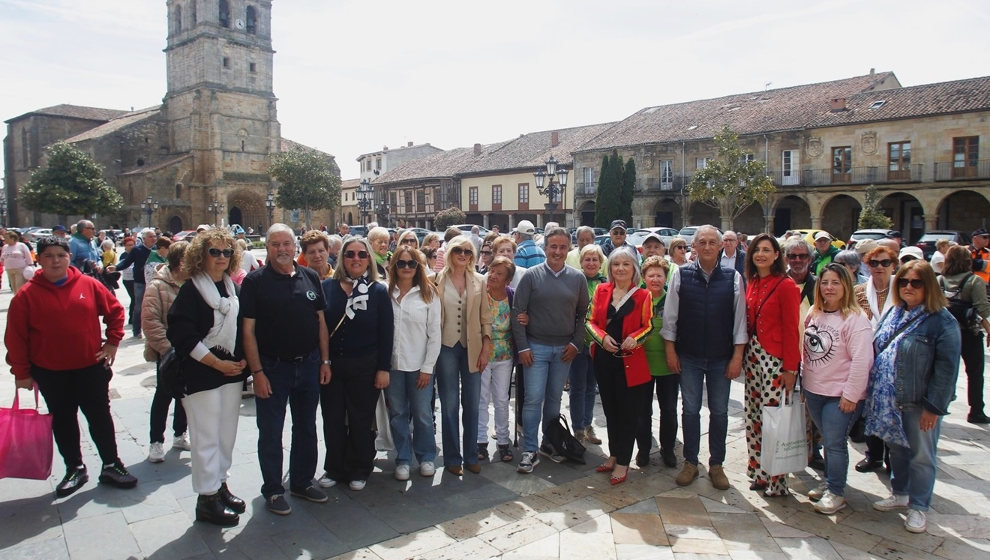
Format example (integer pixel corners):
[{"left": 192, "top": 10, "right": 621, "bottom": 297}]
[
  {"left": 207, "top": 199, "right": 225, "bottom": 226},
  {"left": 141, "top": 195, "right": 159, "bottom": 227},
  {"left": 357, "top": 179, "right": 373, "bottom": 226},
  {"left": 265, "top": 191, "right": 276, "bottom": 225},
  {"left": 534, "top": 155, "right": 569, "bottom": 215},
  {"left": 0, "top": 191, "right": 7, "bottom": 226},
  {"left": 376, "top": 188, "right": 391, "bottom": 228}
]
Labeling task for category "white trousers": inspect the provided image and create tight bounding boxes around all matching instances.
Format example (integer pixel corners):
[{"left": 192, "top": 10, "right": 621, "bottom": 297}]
[
  {"left": 478, "top": 359, "right": 513, "bottom": 446},
  {"left": 182, "top": 382, "right": 241, "bottom": 495}
]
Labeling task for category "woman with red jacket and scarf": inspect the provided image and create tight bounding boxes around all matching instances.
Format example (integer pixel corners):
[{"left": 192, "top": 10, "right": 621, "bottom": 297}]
[
  {"left": 586, "top": 246, "right": 653, "bottom": 485},
  {"left": 743, "top": 233, "right": 801, "bottom": 497}
]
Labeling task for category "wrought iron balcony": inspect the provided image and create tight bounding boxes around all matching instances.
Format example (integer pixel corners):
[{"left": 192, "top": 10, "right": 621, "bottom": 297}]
[{"left": 934, "top": 159, "right": 990, "bottom": 181}]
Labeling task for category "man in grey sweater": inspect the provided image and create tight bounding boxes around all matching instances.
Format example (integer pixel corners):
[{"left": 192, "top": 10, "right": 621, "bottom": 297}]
[{"left": 511, "top": 227, "right": 590, "bottom": 473}]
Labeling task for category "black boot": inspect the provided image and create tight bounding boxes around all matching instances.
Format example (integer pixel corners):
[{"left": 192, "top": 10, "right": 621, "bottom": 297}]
[
  {"left": 195, "top": 493, "right": 239, "bottom": 527},
  {"left": 218, "top": 482, "right": 246, "bottom": 514}
]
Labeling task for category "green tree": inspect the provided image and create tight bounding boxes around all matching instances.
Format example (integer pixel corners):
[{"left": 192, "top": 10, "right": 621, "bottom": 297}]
[
  {"left": 268, "top": 148, "right": 341, "bottom": 227},
  {"left": 858, "top": 184, "right": 893, "bottom": 228},
  {"left": 686, "top": 125, "right": 775, "bottom": 231},
  {"left": 434, "top": 206, "right": 466, "bottom": 231},
  {"left": 621, "top": 157, "right": 636, "bottom": 224},
  {"left": 596, "top": 150, "right": 628, "bottom": 227},
  {"left": 21, "top": 141, "right": 123, "bottom": 220}
]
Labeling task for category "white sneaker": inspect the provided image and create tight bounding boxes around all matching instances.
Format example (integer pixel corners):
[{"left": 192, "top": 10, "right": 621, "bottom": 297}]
[
  {"left": 349, "top": 480, "right": 367, "bottom": 491},
  {"left": 148, "top": 442, "right": 165, "bottom": 463},
  {"left": 420, "top": 461, "right": 436, "bottom": 477},
  {"left": 317, "top": 473, "right": 337, "bottom": 488},
  {"left": 813, "top": 490, "right": 847, "bottom": 515},
  {"left": 873, "top": 494, "right": 910, "bottom": 512},
  {"left": 394, "top": 464, "right": 410, "bottom": 481},
  {"left": 808, "top": 483, "right": 827, "bottom": 501},
  {"left": 172, "top": 433, "right": 191, "bottom": 451},
  {"left": 904, "top": 509, "right": 927, "bottom": 533}
]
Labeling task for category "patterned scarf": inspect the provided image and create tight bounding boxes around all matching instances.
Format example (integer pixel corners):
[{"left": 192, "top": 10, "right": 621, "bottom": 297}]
[
  {"left": 865, "top": 304, "right": 927, "bottom": 447},
  {"left": 344, "top": 271, "right": 372, "bottom": 319}
]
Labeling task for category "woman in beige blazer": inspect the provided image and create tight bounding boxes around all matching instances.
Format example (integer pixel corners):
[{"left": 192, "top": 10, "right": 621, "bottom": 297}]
[{"left": 433, "top": 235, "right": 493, "bottom": 475}]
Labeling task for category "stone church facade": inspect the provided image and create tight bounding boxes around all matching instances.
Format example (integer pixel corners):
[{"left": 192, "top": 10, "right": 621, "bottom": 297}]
[{"left": 3, "top": 0, "right": 337, "bottom": 233}]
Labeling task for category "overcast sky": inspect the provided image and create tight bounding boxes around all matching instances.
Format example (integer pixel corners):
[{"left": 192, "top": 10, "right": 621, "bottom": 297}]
[{"left": 2, "top": 0, "right": 988, "bottom": 180}]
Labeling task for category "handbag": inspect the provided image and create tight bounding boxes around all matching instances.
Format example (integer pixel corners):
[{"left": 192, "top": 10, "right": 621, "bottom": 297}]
[
  {"left": 761, "top": 393, "right": 808, "bottom": 476},
  {"left": 543, "top": 414, "right": 586, "bottom": 464},
  {"left": 374, "top": 391, "right": 394, "bottom": 451},
  {"left": 0, "top": 386, "right": 54, "bottom": 480},
  {"left": 158, "top": 347, "right": 187, "bottom": 399}
]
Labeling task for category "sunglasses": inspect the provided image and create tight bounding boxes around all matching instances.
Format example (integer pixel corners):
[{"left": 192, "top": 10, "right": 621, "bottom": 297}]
[
  {"left": 449, "top": 246, "right": 470, "bottom": 256},
  {"left": 897, "top": 278, "right": 924, "bottom": 289},
  {"left": 395, "top": 259, "right": 419, "bottom": 269},
  {"left": 786, "top": 253, "right": 809, "bottom": 260},
  {"left": 344, "top": 250, "right": 369, "bottom": 259},
  {"left": 208, "top": 248, "right": 234, "bottom": 258},
  {"left": 400, "top": 238, "right": 417, "bottom": 245},
  {"left": 480, "top": 250, "right": 493, "bottom": 255},
  {"left": 868, "top": 259, "right": 893, "bottom": 268}
]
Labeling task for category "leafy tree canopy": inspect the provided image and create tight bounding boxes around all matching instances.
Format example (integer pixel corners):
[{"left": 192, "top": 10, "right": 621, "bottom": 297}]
[
  {"left": 21, "top": 141, "right": 123, "bottom": 218},
  {"left": 858, "top": 184, "right": 893, "bottom": 229},
  {"left": 595, "top": 150, "right": 635, "bottom": 227},
  {"left": 434, "top": 206, "right": 466, "bottom": 231},
  {"left": 686, "top": 125, "right": 775, "bottom": 231},
  {"left": 269, "top": 148, "right": 341, "bottom": 224}
]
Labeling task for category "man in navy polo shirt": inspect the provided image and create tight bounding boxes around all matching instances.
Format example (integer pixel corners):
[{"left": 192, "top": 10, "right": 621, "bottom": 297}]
[{"left": 241, "top": 223, "right": 332, "bottom": 515}]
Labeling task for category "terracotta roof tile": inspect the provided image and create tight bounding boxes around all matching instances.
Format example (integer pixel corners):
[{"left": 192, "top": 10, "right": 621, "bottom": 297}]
[
  {"left": 63, "top": 106, "right": 162, "bottom": 143},
  {"left": 6, "top": 103, "right": 130, "bottom": 123}
]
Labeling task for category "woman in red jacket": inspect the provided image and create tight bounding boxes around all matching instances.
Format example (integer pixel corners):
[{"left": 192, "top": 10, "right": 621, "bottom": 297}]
[
  {"left": 586, "top": 246, "right": 653, "bottom": 485},
  {"left": 743, "top": 233, "right": 801, "bottom": 496}
]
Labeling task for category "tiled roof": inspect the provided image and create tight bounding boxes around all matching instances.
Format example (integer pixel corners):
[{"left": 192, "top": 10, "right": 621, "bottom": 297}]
[
  {"left": 459, "top": 123, "right": 617, "bottom": 175},
  {"left": 374, "top": 142, "right": 511, "bottom": 184},
  {"left": 5, "top": 103, "right": 130, "bottom": 123},
  {"left": 63, "top": 106, "right": 163, "bottom": 143},
  {"left": 575, "top": 72, "right": 899, "bottom": 152},
  {"left": 807, "top": 75, "right": 990, "bottom": 127},
  {"left": 119, "top": 153, "right": 193, "bottom": 176}
]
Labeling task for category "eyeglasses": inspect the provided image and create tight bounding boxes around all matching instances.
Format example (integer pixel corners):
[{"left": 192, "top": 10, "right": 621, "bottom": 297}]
[
  {"left": 449, "top": 246, "right": 470, "bottom": 256},
  {"left": 207, "top": 248, "right": 234, "bottom": 258},
  {"left": 786, "top": 253, "right": 809, "bottom": 260},
  {"left": 395, "top": 259, "right": 419, "bottom": 270},
  {"left": 344, "top": 250, "right": 369, "bottom": 259},
  {"left": 480, "top": 250, "right": 493, "bottom": 255},
  {"left": 897, "top": 278, "right": 925, "bottom": 289},
  {"left": 400, "top": 238, "right": 417, "bottom": 245},
  {"left": 868, "top": 259, "right": 893, "bottom": 268}
]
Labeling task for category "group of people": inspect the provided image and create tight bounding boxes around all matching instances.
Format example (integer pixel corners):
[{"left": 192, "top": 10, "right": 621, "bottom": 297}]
[{"left": 3, "top": 217, "right": 979, "bottom": 537}]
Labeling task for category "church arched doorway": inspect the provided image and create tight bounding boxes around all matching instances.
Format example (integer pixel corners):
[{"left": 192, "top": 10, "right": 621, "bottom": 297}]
[
  {"left": 229, "top": 206, "right": 243, "bottom": 228},
  {"left": 168, "top": 216, "right": 183, "bottom": 234}
]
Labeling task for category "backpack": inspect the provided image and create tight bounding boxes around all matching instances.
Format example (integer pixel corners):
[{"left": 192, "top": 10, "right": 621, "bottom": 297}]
[
  {"left": 543, "top": 414, "right": 586, "bottom": 464},
  {"left": 940, "top": 273, "right": 980, "bottom": 331}
]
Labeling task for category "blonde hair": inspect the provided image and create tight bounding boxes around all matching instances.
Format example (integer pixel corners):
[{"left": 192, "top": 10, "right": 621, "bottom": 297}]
[
  {"left": 440, "top": 235, "right": 476, "bottom": 274},
  {"left": 182, "top": 228, "right": 241, "bottom": 277},
  {"left": 332, "top": 237, "right": 380, "bottom": 283},
  {"left": 811, "top": 263, "right": 863, "bottom": 318}
]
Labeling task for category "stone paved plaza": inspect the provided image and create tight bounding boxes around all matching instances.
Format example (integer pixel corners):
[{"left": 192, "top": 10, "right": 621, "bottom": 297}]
[{"left": 1, "top": 276, "right": 989, "bottom": 560}]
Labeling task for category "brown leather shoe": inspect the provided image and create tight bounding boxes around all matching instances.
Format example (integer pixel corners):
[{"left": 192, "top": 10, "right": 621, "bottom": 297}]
[
  {"left": 675, "top": 462, "right": 698, "bottom": 486},
  {"left": 709, "top": 465, "right": 730, "bottom": 490},
  {"left": 445, "top": 465, "right": 463, "bottom": 476},
  {"left": 465, "top": 463, "right": 481, "bottom": 474}
]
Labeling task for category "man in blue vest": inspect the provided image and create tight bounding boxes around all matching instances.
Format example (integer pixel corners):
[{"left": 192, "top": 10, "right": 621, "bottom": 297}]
[{"left": 661, "top": 225, "right": 747, "bottom": 491}]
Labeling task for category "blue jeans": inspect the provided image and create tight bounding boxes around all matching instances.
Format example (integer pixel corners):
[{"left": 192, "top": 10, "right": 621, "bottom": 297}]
[
  {"left": 131, "top": 282, "right": 146, "bottom": 336},
  {"left": 679, "top": 355, "right": 730, "bottom": 466},
  {"left": 386, "top": 370, "right": 436, "bottom": 465},
  {"left": 888, "top": 405, "right": 942, "bottom": 512},
  {"left": 255, "top": 351, "right": 320, "bottom": 498},
  {"left": 521, "top": 341, "right": 572, "bottom": 452},
  {"left": 435, "top": 343, "right": 481, "bottom": 467},
  {"left": 568, "top": 347, "right": 597, "bottom": 431},
  {"left": 804, "top": 391, "right": 862, "bottom": 497}
]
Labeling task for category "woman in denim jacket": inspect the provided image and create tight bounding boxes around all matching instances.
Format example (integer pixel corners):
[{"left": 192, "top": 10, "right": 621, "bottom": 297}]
[{"left": 866, "top": 260, "right": 960, "bottom": 535}]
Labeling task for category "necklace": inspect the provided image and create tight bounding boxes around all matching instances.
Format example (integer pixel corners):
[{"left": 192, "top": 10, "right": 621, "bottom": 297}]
[{"left": 875, "top": 285, "right": 889, "bottom": 295}]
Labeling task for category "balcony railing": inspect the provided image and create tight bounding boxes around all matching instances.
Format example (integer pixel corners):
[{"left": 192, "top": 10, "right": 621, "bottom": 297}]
[
  {"left": 934, "top": 159, "right": 990, "bottom": 181},
  {"left": 797, "top": 164, "right": 923, "bottom": 187},
  {"left": 575, "top": 182, "right": 597, "bottom": 197}
]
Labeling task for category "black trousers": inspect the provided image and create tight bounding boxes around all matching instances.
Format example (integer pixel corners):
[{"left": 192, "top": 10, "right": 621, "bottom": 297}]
[
  {"left": 321, "top": 352, "right": 380, "bottom": 482},
  {"left": 961, "top": 329, "right": 986, "bottom": 413},
  {"left": 635, "top": 375, "right": 681, "bottom": 456},
  {"left": 149, "top": 360, "right": 187, "bottom": 443},
  {"left": 595, "top": 353, "right": 649, "bottom": 466},
  {"left": 32, "top": 363, "right": 119, "bottom": 470},
  {"left": 122, "top": 279, "right": 135, "bottom": 324}
]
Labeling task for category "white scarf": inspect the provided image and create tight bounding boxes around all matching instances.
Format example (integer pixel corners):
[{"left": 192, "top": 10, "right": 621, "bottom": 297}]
[
  {"left": 865, "top": 275, "right": 894, "bottom": 329},
  {"left": 192, "top": 272, "right": 239, "bottom": 355}
]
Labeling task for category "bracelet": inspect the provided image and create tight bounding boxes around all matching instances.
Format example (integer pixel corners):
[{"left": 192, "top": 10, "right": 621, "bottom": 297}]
[
  {"left": 322, "top": 359, "right": 331, "bottom": 366},
  {"left": 251, "top": 369, "right": 263, "bottom": 375}
]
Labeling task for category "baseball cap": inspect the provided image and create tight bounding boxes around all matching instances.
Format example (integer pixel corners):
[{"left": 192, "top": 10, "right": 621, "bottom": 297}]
[
  {"left": 514, "top": 220, "right": 536, "bottom": 236},
  {"left": 610, "top": 219, "right": 627, "bottom": 232},
  {"left": 973, "top": 228, "right": 990, "bottom": 238},
  {"left": 53, "top": 224, "right": 67, "bottom": 232},
  {"left": 899, "top": 246, "right": 924, "bottom": 262},
  {"left": 855, "top": 239, "right": 878, "bottom": 256},
  {"left": 813, "top": 231, "right": 832, "bottom": 241},
  {"left": 642, "top": 232, "right": 664, "bottom": 245}
]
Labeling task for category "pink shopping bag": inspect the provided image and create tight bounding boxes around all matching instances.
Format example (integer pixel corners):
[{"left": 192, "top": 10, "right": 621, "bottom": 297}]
[{"left": 0, "top": 387, "right": 54, "bottom": 480}]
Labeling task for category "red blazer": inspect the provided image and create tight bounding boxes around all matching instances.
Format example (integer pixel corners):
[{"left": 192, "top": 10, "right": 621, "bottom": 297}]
[
  {"left": 746, "top": 273, "right": 801, "bottom": 371},
  {"left": 586, "top": 283, "right": 653, "bottom": 387}
]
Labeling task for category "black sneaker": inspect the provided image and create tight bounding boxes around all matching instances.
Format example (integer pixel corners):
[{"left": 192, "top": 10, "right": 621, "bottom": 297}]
[
  {"left": 266, "top": 494, "right": 292, "bottom": 515},
  {"left": 56, "top": 465, "right": 89, "bottom": 497},
  {"left": 98, "top": 462, "right": 138, "bottom": 489},
  {"left": 290, "top": 485, "right": 328, "bottom": 503},
  {"left": 539, "top": 442, "right": 565, "bottom": 463},
  {"left": 968, "top": 411, "right": 990, "bottom": 424}
]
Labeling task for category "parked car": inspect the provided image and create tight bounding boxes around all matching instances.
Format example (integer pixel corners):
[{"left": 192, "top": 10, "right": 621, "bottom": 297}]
[
  {"left": 22, "top": 228, "right": 52, "bottom": 243},
  {"left": 627, "top": 227, "right": 679, "bottom": 248},
  {"left": 171, "top": 230, "right": 198, "bottom": 242},
  {"left": 401, "top": 227, "right": 434, "bottom": 244},
  {"left": 916, "top": 230, "right": 970, "bottom": 260},
  {"left": 848, "top": 229, "right": 902, "bottom": 247},
  {"left": 346, "top": 225, "right": 368, "bottom": 238},
  {"left": 449, "top": 224, "right": 490, "bottom": 236}
]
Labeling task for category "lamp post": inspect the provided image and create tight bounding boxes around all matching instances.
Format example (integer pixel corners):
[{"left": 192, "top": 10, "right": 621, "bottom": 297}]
[
  {"left": 376, "top": 188, "right": 391, "bottom": 228},
  {"left": 207, "top": 199, "right": 225, "bottom": 226},
  {"left": 357, "top": 179, "right": 373, "bottom": 226},
  {"left": 533, "top": 155, "right": 569, "bottom": 218},
  {"left": 265, "top": 191, "right": 276, "bottom": 226},
  {"left": 0, "top": 191, "right": 7, "bottom": 226},
  {"left": 140, "top": 195, "right": 159, "bottom": 228}
]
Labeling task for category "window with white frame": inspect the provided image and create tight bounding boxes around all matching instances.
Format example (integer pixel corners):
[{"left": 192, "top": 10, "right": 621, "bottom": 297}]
[{"left": 660, "top": 159, "right": 673, "bottom": 189}]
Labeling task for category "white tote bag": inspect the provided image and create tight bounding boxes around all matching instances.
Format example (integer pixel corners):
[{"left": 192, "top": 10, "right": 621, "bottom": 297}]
[{"left": 761, "top": 394, "right": 808, "bottom": 476}]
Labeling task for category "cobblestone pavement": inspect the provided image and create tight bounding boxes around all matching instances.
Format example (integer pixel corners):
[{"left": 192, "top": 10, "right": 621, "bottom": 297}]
[{"left": 1, "top": 278, "right": 988, "bottom": 560}]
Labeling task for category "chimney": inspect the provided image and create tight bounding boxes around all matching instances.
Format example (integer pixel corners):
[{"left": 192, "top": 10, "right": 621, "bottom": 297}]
[
  {"left": 474, "top": 143, "right": 482, "bottom": 155},
  {"left": 869, "top": 68, "right": 875, "bottom": 75},
  {"left": 551, "top": 131, "right": 559, "bottom": 148},
  {"left": 829, "top": 98, "right": 847, "bottom": 112},
  {"left": 407, "top": 141, "right": 413, "bottom": 147}
]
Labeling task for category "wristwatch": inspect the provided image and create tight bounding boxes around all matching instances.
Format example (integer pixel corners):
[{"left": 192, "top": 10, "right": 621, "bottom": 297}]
[{"left": 322, "top": 359, "right": 332, "bottom": 366}]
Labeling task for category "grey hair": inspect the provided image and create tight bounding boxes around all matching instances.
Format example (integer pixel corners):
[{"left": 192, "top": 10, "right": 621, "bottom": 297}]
[
  {"left": 693, "top": 225, "right": 722, "bottom": 245},
  {"left": 606, "top": 245, "right": 642, "bottom": 286},
  {"left": 580, "top": 242, "right": 606, "bottom": 263},
  {"left": 781, "top": 236, "right": 813, "bottom": 256},
  {"left": 834, "top": 249, "right": 861, "bottom": 267},
  {"left": 327, "top": 234, "right": 343, "bottom": 249},
  {"left": 267, "top": 222, "right": 294, "bottom": 239},
  {"left": 575, "top": 225, "right": 594, "bottom": 239},
  {"left": 368, "top": 226, "right": 389, "bottom": 243},
  {"left": 543, "top": 226, "right": 570, "bottom": 246}
]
